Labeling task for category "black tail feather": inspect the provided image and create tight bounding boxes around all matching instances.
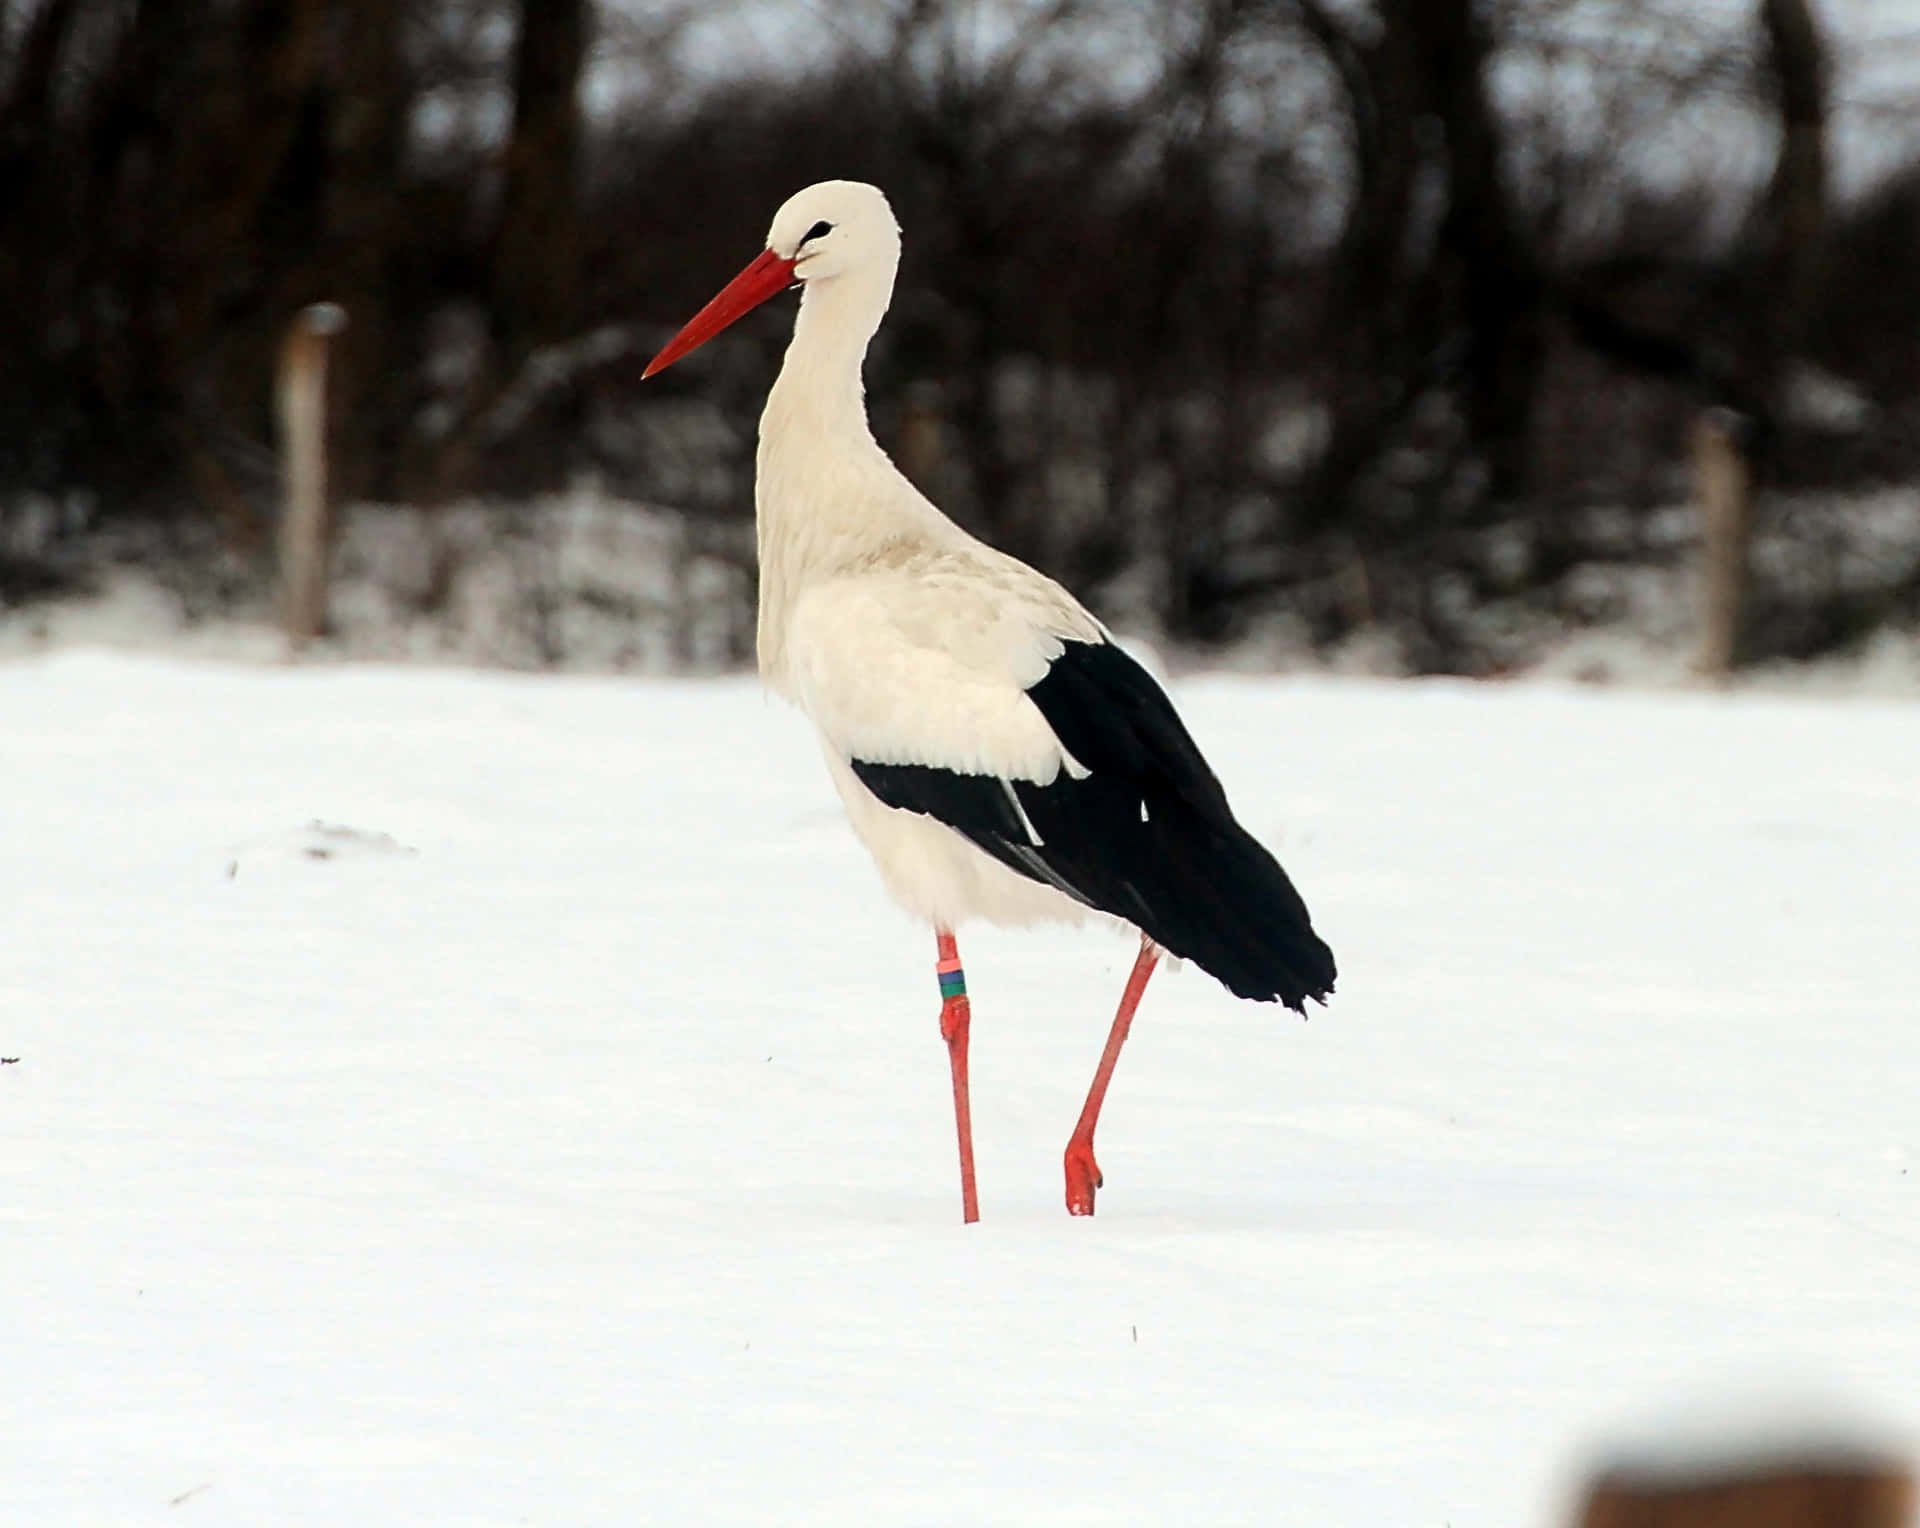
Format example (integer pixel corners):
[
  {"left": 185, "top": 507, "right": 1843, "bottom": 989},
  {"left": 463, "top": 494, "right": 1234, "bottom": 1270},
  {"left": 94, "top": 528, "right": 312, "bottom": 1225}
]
[{"left": 1135, "top": 797, "right": 1336, "bottom": 1008}]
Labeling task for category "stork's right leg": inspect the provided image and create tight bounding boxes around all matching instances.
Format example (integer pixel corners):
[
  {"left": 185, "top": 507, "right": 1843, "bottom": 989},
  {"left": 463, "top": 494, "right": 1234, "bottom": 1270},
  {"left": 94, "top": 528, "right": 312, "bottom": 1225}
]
[
  {"left": 1063, "top": 934, "right": 1160, "bottom": 1216},
  {"left": 935, "top": 929, "right": 980, "bottom": 1224}
]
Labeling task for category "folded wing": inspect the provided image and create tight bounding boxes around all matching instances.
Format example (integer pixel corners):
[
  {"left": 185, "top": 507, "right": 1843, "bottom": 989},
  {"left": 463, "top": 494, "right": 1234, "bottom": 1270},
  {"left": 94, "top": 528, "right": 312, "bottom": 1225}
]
[{"left": 804, "top": 593, "right": 1336, "bottom": 1009}]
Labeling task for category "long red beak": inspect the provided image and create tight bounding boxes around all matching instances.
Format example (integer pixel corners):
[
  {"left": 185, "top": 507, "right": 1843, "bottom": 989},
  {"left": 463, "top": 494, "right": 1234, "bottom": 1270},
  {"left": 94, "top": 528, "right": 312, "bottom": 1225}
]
[{"left": 643, "top": 248, "right": 799, "bottom": 378}]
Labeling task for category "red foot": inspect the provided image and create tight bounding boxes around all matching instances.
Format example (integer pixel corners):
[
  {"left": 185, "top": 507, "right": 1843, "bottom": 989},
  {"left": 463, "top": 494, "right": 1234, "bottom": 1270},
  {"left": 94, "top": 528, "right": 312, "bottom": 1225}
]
[
  {"left": 1060, "top": 936, "right": 1157, "bottom": 1219},
  {"left": 1063, "top": 1139, "right": 1103, "bottom": 1216}
]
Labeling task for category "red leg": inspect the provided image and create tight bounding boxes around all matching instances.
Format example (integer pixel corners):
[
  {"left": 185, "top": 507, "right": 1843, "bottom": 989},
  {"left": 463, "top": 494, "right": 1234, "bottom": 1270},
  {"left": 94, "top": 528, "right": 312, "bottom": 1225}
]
[
  {"left": 1064, "top": 934, "right": 1160, "bottom": 1216},
  {"left": 936, "top": 929, "right": 980, "bottom": 1224}
]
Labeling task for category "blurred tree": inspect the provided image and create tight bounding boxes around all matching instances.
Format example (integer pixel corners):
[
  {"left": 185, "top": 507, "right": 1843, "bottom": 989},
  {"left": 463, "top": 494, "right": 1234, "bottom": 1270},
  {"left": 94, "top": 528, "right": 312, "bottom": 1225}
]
[
  {"left": 1291, "top": 0, "right": 1423, "bottom": 533},
  {"left": 1295, "top": 0, "right": 1540, "bottom": 513},
  {"left": 322, "top": 0, "right": 408, "bottom": 502},
  {"left": 492, "top": 0, "right": 587, "bottom": 363},
  {"left": 1404, "top": 0, "right": 1543, "bottom": 502},
  {"left": 0, "top": 0, "right": 1905, "bottom": 673},
  {"left": 1751, "top": 0, "right": 1829, "bottom": 405}
]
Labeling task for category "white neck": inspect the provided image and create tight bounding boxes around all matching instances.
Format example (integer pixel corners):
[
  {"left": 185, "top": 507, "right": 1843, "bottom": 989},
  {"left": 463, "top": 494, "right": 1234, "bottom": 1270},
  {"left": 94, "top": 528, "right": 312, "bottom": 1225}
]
[
  {"left": 761, "top": 252, "right": 896, "bottom": 448},
  {"left": 755, "top": 245, "right": 944, "bottom": 688}
]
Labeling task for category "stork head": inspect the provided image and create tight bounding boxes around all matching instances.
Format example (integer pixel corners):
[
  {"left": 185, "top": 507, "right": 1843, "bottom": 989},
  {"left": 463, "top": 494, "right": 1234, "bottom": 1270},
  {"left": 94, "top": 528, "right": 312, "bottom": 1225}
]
[{"left": 644, "top": 180, "right": 900, "bottom": 378}]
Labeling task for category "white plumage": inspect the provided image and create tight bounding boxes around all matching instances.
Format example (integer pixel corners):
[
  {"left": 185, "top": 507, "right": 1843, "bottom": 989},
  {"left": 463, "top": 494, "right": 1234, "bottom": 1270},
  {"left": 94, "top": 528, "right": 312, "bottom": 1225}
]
[
  {"left": 746, "top": 185, "right": 1104, "bottom": 929},
  {"left": 646, "top": 180, "right": 1334, "bottom": 1222}
]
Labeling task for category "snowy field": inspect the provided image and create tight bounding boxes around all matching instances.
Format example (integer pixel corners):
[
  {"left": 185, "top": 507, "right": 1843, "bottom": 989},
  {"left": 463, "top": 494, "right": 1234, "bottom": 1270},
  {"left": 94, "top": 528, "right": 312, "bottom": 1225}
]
[{"left": 4, "top": 652, "right": 1918, "bottom": 1525}]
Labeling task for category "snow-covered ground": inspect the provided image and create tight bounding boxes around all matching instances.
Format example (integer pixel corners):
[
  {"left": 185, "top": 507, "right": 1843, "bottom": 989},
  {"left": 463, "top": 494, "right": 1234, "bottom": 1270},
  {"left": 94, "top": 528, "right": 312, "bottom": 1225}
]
[{"left": 4, "top": 653, "right": 1918, "bottom": 1525}]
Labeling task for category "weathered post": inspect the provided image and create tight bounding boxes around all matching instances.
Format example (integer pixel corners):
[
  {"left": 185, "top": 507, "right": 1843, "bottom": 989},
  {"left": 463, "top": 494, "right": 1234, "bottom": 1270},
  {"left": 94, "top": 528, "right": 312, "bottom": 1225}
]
[
  {"left": 1694, "top": 407, "right": 1753, "bottom": 679},
  {"left": 895, "top": 379, "right": 947, "bottom": 497},
  {"left": 278, "top": 302, "right": 348, "bottom": 648}
]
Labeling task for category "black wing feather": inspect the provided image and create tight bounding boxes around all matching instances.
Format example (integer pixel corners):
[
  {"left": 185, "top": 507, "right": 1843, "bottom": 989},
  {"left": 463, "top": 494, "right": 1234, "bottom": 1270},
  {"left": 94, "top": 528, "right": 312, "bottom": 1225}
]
[{"left": 850, "top": 639, "right": 1336, "bottom": 1009}]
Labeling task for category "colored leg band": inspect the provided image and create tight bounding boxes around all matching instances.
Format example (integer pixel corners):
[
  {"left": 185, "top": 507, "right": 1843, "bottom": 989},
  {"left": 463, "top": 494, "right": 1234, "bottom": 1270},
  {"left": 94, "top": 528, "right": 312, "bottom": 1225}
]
[{"left": 938, "top": 965, "right": 967, "bottom": 1000}]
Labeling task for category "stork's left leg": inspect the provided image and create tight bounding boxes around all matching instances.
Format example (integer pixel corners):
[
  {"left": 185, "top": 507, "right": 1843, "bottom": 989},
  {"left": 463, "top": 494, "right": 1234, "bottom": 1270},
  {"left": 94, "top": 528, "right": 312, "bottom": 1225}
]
[
  {"left": 935, "top": 929, "right": 980, "bottom": 1224},
  {"left": 1063, "top": 933, "right": 1160, "bottom": 1216}
]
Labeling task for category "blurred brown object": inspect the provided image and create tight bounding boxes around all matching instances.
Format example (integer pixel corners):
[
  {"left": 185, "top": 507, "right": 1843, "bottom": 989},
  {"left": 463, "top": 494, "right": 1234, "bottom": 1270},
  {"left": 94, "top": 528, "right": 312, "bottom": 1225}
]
[
  {"left": 895, "top": 380, "right": 948, "bottom": 498},
  {"left": 1694, "top": 408, "right": 1754, "bottom": 678},
  {"left": 1579, "top": 1455, "right": 1913, "bottom": 1528},
  {"left": 278, "top": 304, "right": 348, "bottom": 649}
]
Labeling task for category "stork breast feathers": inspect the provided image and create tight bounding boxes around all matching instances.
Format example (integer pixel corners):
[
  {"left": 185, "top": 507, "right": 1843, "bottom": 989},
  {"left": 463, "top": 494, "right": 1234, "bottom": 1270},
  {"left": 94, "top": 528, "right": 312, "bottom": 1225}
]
[{"left": 788, "top": 572, "right": 1096, "bottom": 783}]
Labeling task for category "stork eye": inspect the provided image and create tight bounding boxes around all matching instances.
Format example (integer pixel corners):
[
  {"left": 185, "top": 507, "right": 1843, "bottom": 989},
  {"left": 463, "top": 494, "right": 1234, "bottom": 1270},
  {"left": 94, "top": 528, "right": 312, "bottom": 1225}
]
[{"left": 801, "top": 220, "right": 834, "bottom": 245}]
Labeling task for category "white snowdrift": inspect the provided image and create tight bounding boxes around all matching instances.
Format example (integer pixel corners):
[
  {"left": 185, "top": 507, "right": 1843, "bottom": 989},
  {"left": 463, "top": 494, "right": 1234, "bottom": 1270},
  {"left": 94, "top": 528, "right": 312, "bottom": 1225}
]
[{"left": 2, "top": 654, "right": 1917, "bottom": 1524}]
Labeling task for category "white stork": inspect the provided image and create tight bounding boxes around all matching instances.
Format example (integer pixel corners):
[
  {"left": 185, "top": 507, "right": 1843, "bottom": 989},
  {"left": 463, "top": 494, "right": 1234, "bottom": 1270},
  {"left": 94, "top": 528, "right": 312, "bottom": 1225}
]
[{"left": 645, "top": 180, "right": 1335, "bottom": 1222}]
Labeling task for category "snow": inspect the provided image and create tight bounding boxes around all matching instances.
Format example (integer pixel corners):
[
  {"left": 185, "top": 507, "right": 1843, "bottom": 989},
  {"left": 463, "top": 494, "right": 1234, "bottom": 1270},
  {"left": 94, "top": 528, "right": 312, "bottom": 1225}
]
[
  {"left": 13, "top": 483, "right": 1920, "bottom": 689},
  {"left": 4, "top": 652, "right": 1919, "bottom": 1525},
  {"left": 0, "top": 493, "right": 758, "bottom": 675}
]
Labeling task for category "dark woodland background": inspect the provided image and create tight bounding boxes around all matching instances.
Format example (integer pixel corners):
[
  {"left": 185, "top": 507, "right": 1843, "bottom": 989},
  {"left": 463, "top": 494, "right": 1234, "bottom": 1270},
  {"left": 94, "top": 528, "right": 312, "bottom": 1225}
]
[{"left": 1, "top": 0, "right": 1917, "bottom": 671}]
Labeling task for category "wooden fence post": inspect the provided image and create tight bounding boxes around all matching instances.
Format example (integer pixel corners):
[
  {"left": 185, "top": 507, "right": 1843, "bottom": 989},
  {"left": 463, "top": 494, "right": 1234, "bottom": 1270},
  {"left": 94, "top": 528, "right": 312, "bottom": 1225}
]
[
  {"left": 895, "top": 379, "right": 947, "bottom": 497},
  {"left": 277, "top": 302, "right": 348, "bottom": 648},
  {"left": 1694, "top": 407, "right": 1754, "bottom": 678}
]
